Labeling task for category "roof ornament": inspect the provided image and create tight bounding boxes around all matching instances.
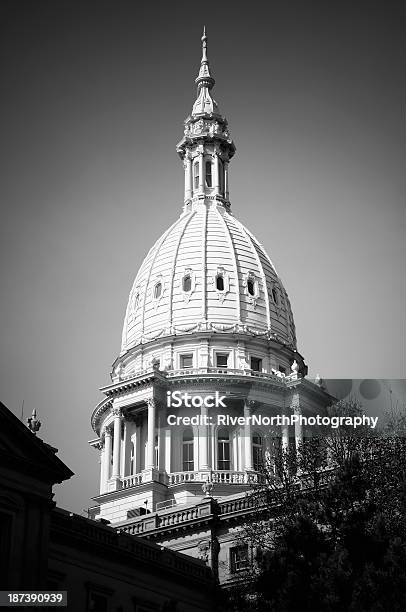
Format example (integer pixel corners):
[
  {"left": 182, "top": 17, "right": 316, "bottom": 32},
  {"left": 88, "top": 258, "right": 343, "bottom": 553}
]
[
  {"left": 202, "top": 474, "right": 215, "bottom": 497},
  {"left": 195, "top": 26, "right": 215, "bottom": 91},
  {"left": 27, "top": 408, "right": 41, "bottom": 435}
]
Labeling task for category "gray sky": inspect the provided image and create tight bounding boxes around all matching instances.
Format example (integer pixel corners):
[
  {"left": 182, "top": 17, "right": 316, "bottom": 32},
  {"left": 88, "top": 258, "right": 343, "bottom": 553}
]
[{"left": 1, "top": 1, "right": 405, "bottom": 513}]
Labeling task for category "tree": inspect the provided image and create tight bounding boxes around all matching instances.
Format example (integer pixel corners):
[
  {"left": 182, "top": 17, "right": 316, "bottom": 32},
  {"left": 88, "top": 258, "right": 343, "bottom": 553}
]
[{"left": 227, "top": 401, "right": 406, "bottom": 611}]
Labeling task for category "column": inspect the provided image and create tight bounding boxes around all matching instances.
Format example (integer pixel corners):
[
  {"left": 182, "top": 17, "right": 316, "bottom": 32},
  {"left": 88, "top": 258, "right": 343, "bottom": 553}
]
[
  {"left": 200, "top": 404, "right": 209, "bottom": 470},
  {"left": 224, "top": 161, "right": 229, "bottom": 199},
  {"left": 111, "top": 408, "right": 122, "bottom": 478},
  {"left": 158, "top": 410, "right": 165, "bottom": 471},
  {"left": 198, "top": 152, "right": 204, "bottom": 194},
  {"left": 213, "top": 153, "right": 219, "bottom": 195},
  {"left": 244, "top": 401, "right": 253, "bottom": 471},
  {"left": 184, "top": 156, "right": 192, "bottom": 201},
  {"left": 121, "top": 419, "right": 127, "bottom": 476},
  {"left": 146, "top": 398, "right": 156, "bottom": 469},
  {"left": 135, "top": 424, "right": 141, "bottom": 473},
  {"left": 165, "top": 428, "right": 171, "bottom": 473},
  {"left": 281, "top": 420, "right": 289, "bottom": 451},
  {"left": 103, "top": 427, "right": 112, "bottom": 488},
  {"left": 292, "top": 392, "right": 303, "bottom": 451},
  {"left": 99, "top": 443, "right": 105, "bottom": 494}
]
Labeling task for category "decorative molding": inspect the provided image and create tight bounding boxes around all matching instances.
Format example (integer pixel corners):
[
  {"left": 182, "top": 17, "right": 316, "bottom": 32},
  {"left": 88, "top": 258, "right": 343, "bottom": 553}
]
[
  {"left": 152, "top": 273, "right": 166, "bottom": 310},
  {"left": 211, "top": 266, "right": 230, "bottom": 304},
  {"left": 242, "top": 271, "right": 259, "bottom": 308},
  {"left": 181, "top": 267, "right": 196, "bottom": 304}
]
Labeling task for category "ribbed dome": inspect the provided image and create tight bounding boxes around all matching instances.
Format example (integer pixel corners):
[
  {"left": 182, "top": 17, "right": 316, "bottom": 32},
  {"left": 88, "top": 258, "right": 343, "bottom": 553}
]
[{"left": 121, "top": 204, "right": 296, "bottom": 354}]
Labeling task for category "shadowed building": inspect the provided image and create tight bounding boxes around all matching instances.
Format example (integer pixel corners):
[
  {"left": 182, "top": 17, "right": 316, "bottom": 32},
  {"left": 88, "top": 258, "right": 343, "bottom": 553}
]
[
  {"left": 0, "top": 400, "right": 216, "bottom": 610},
  {"left": 89, "top": 31, "right": 332, "bottom": 585}
]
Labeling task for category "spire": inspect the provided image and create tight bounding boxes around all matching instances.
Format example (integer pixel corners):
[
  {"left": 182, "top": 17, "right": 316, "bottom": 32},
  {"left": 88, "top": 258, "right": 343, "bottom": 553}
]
[
  {"left": 192, "top": 28, "right": 218, "bottom": 116},
  {"left": 176, "top": 29, "right": 236, "bottom": 212},
  {"left": 195, "top": 26, "right": 215, "bottom": 91}
]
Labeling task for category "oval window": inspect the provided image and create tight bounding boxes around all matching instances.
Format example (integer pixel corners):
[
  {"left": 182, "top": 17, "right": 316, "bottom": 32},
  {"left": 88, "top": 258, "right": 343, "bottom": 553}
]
[
  {"left": 154, "top": 282, "right": 162, "bottom": 299},
  {"left": 247, "top": 280, "right": 255, "bottom": 296},
  {"left": 272, "top": 288, "right": 278, "bottom": 304},
  {"left": 216, "top": 275, "right": 224, "bottom": 291},
  {"left": 183, "top": 275, "right": 192, "bottom": 292}
]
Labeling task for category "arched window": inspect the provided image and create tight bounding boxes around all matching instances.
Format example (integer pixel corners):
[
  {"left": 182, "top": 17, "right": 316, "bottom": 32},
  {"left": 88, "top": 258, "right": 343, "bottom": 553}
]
[
  {"left": 252, "top": 434, "right": 263, "bottom": 471},
  {"left": 194, "top": 161, "right": 199, "bottom": 189},
  {"left": 216, "top": 274, "right": 224, "bottom": 291},
  {"left": 217, "top": 429, "right": 230, "bottom": 470},
  {"left": 154, "top": 282, "right": 162, "bottom": 299},
  {"left": 205, "top": 160, "right": 212, "bottom": 187},
  {"left": 182, "top": 429, "right": 194, "bottom": 471},
  {"left": 183, "top": 274, "right": 192, "bottom": 292},
  {"left": 272, "top": 288, "right": 278, "bottom": 305},
  {"left": 247, "top": 280, "right": 255, "bottom": 296}
]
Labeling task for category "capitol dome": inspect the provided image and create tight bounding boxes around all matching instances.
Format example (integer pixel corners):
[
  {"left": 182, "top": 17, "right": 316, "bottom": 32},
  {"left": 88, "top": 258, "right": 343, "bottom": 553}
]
[
  {"left": 109, "top": 28, "right": 306, "bottom": 382},
  {"left": 90, "top": 31, "right": 328, "bottom": 531},
  {"left": 121, "top": 205, "right": 296, "bottom": 354}
]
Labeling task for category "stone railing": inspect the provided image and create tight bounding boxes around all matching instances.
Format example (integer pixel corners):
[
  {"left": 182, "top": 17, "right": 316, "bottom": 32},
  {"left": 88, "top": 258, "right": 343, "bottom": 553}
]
[
  {"left": 118, "top": 500, "right": 211, "bottom": 535},
  {"left": 167, "top": 470, "right": 261, "bottom": 486},
  {"left": 165, "top": 367, "right": 288, "bottom": 381},
  {"left": 121, "top": 472, "right": 145, "bottom": 488},
  {"left": 120, "top": 470, "right": 265, "bottom": 489}
]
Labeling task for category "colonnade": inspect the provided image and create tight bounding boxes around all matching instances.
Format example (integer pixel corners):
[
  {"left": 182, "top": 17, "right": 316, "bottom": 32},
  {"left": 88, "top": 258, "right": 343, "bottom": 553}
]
[
  {"left": 183, "top": 152, "right": 229, "bottom": 202},
  {"left": 100, "top": 395, "right": 304, "bottom": 493}
]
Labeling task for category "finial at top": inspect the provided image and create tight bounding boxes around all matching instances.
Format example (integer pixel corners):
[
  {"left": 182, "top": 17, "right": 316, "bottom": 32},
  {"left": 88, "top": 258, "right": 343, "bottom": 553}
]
[{"left": 195, "top": 26, "right": 214, "bottom": 91}]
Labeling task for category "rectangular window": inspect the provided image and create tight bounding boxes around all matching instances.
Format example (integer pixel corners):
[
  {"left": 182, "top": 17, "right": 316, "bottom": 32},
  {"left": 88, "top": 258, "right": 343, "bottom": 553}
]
[
  {"left": 217, "top": 444, "right": 230, "bottom": 470},
  {"left": 180, "top": 354, "right": 193, "bottom": 369},
  {"left": 230, "top": 545, "right": 249, "bottom": 573},
  {"left": 251, "top": 357, "right": 262, "bottom": 372},
  {"left": 194, "top": 162, "right": 199, "bottom": 189},
  {"left": 183, "top": 442, "right": 194, "bottom": 471},
  {"left": 253, "top": 445, "right": 263, "bottom": 471},
  {"left": 205, "top": 160, "right": 212, "bottom": 187},
  {"left": 216, "top": 354, "right": 228, "bottom": 369}
]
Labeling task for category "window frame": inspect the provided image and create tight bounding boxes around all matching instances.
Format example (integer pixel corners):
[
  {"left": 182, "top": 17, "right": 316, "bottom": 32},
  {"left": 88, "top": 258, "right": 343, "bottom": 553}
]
[
  {"left": 250, "top": 357, "right": 262, "bottom": 372},
  {"left": 230, "top": 545, "right": 250, "bottom": 573},
  {"left": 182, "top": 429, "right": 194, "bottom": 471},
  {"left": 205, "top": 160, "right": 212, "bottom": 187},
  {"left": 180, "top": 354, "right": 194, "bottom": 369},
  {"left": 193, "top": 161, "right": 199, "bottom": 189},
  {"left": 153, "top": 282, "right": 162, "bottom": 300},
  {"left": 217, "top": 428, "right": 231, "bottom": 470},
  {"left": 216, "top": 353, "right": 229, "bottom": 370},
  {"left": 252, "top": 434, "right": 263, "bottom": 471}
]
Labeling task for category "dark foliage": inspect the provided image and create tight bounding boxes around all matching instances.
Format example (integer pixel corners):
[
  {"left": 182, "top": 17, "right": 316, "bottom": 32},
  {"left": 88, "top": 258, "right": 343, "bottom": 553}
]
[{"left": 227, "top": 409, "right": 406, "bottom": 611}]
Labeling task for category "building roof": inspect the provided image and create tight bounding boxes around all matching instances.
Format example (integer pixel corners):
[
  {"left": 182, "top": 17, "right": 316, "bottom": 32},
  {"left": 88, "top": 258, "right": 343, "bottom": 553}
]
[
  {"left": 121, "top": 206, "right": 296, "bottom": 353},
  {"left": 0, "top": 401, "right": 73, "bottom": 485}
]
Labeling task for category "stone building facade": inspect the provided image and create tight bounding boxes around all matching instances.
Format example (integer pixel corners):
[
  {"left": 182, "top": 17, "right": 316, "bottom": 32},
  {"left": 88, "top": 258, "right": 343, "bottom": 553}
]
[{"left": 0, "top": 400, "right": 216, "bottom": 610}]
